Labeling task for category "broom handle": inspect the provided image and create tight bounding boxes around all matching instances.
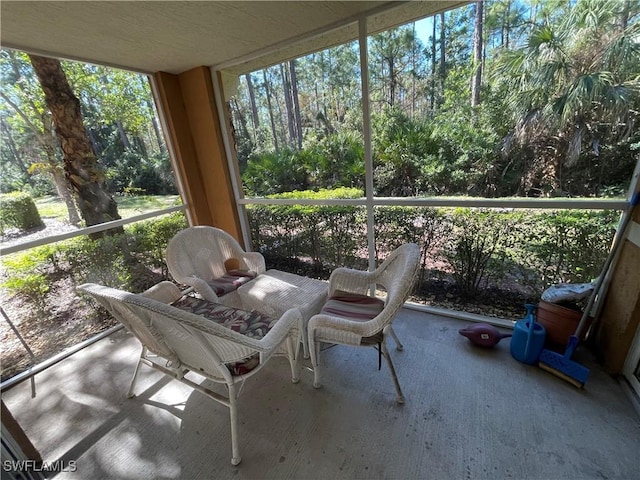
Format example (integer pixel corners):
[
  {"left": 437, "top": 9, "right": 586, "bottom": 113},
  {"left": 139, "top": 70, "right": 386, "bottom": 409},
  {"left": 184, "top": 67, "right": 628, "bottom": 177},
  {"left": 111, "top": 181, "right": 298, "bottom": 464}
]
[{"left": 575, "top": 192, "right": 639, "bottom": 339}]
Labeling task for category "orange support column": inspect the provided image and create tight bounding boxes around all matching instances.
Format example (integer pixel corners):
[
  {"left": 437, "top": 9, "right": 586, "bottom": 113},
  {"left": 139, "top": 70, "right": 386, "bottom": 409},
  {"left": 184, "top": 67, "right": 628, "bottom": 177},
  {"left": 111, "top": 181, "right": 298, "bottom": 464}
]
[{"left": 153, "top": 67, "right": 243, "bottom": 244}]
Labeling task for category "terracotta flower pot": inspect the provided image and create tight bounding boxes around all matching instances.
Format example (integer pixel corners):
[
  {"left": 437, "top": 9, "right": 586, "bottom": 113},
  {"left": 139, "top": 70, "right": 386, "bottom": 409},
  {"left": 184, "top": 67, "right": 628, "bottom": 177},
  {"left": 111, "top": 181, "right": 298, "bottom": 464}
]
[{"left": 536, "top": 300, "right": 590, "bottom": 348}]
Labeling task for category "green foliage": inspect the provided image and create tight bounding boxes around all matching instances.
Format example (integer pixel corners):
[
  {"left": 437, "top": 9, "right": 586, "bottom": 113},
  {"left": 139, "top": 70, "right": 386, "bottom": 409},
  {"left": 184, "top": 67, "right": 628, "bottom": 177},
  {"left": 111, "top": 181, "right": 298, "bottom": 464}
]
[
  {"left": 105, "top": 151, "right": 176, "bottom": 195},
  {"left": 518, "top": 209, "right": 618, "bottom": 290},
  {"left": 442, "top": 209, "right": 518, "bottom": 298},
  {"left": 2, "top": 274, "right": 49, "bottom": 313},
  {"left": 62, "top": 234, "right": 132, "bottom": 289},
  {"left": 247, "top": 190, "right": 619, "bottom": 300},
  {"left": 372, "top": 107, "right": 434, "bottom": 196},
  {"left": 309, "top": 131, "right": 364, "bottom": 189},
  {"left": 1, "top": 245, "right": 58, "bottom": 312},
  {"left": 0, "top": 191, "right": 45, "bottom": 234},
  {"left": 128, "top": 212, "right": 188, "bottom": 276},
  {"left": 242, "top": 134, "right": 365, "bottom": 196},
  {"left": 242, "top": 149, "right": 310, "bottom": 195},
  {"left": 374, "top": 206, "right": 449, "bottom": 288},
  {"left": 246, "top": 188, "right": 366, "bottom": 272},
  {"left": 1, "top": 213, "right": 187, "bottom": 318},
  {"left": 490, "top": 0, "right": 640, "bottom": 188},
  {"left": 266, "top": 187, "right": 363, "bottom": 200},
  {"left": 1, "top": 49, "right": 171, "bottom": 204}
]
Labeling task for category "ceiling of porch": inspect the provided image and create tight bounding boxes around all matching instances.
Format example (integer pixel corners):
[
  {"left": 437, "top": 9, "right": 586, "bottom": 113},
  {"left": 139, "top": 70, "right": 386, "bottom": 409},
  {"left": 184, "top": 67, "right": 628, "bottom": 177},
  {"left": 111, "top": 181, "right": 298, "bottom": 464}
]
[{"left": 1, "top": 1, "right": 467, "bottom": 75}]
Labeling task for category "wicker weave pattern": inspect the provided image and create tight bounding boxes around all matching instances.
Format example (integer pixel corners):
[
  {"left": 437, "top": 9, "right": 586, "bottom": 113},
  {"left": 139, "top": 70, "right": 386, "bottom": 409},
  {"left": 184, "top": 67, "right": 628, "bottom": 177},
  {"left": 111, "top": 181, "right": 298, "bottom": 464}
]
[
  {"left": 78, "top": 282, "right": 299, "bottom": 365},
  {"left": 166, "top": 226, "right": 266, "bottom": 306},
  {"left": 77, "top": 281, "right": 301, "bottom": 465},
  {"left": 237, "top": 269, "right": 328, "bottom": 358},
  {"left": 307, "top": 243, "right": 420, "bottom": 403}
]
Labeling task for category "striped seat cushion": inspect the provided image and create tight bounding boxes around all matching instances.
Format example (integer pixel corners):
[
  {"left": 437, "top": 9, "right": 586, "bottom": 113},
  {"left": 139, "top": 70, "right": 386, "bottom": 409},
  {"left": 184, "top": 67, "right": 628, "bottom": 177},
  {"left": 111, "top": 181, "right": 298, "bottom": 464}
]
[
  {"left": 207, "top": 269, "right": 256, "bottom": 296},
  {"left": 321, "top": 290, "right": 385, "bottom": 320},
  {"left": 172, "top": 295, "right": 274, "bottom": 376}
]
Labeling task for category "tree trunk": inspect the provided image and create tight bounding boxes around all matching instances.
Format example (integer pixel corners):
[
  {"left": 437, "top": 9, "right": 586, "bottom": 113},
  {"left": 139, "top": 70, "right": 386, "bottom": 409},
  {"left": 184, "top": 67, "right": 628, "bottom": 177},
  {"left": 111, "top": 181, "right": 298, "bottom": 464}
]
[
  {"left": 289, "top": 60, "right": 303, "bottom": 149},
  {"left": 28, "top": 54, "right": 121, "bottom": 233},
  {"left": 617, "top": 0, "right": 630, "bottom": 30},
  {"left": 503, "top": 0, "right": 511, "bottom": 49},
  {"left": 471, "top": 0, "right": 484, "bottom": 107},
  {"left": 245, "top": 73, "right": 260, "bottom": 142},
  {"left": 231, "top": 98, "right": 249, "bottom": 141},
  {"left": 262, "top": 69, "right": 279, "bottom": 151},
  {"left": 115, "top": 120, "right": 131, "bottom": 150},
  {"left": 0, "top": 90, "right": 81, "bottom": 225},
  {"left": 411, "top": 23, "right": 416, "bottom": 119},
  {"left": 280, "top": 63, "right": 296, "bottom": 147},
  {"left": 51, "top": 166, "right": 81, "bottom": 225},
  {"left": 388, "top": 57, "right": 396, "bottom": 107},
  {"left": 139, "top": 77, "right": 165, "bottom": 155},
  {"left": 440, "top": 12, "right": 446, "bottom": 94},
  {"left": 0, "top": 119, "right": 28, "bottom": 175},
  {"left": 431, "top": 16, "right": 437, "bottom": 110}
]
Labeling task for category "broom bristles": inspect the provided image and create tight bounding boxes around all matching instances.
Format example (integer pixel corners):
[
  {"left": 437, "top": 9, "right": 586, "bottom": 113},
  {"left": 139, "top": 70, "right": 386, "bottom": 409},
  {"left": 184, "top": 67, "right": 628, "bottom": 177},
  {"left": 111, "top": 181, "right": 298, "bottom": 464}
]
[{"left": 539, "top": 361, "right": 585, "bottom": 388}]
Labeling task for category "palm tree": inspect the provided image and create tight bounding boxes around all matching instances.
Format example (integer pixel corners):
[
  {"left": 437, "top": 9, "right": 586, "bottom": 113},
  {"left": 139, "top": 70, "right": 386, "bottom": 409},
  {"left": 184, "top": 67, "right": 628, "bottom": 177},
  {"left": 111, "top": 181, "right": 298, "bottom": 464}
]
[
  {"left": 492, "top": 0, "right": 639, "bottom": 194},
  {"left": 28, "top": 54, "right": 122, "bottom": 232}
]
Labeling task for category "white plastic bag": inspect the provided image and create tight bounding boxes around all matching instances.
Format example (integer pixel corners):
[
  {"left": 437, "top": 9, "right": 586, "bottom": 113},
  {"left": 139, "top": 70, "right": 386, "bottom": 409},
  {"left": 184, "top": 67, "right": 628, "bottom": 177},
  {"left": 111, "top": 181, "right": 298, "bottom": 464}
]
[{"left": 541, "top": 281, "right": 596, "bottom": 304}]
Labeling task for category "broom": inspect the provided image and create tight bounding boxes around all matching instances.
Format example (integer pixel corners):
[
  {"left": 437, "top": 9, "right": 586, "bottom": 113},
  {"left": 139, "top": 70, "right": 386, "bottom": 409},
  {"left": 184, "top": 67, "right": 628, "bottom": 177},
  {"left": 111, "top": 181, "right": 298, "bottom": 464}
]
[{"left": 538, "top": 192, "right": 639, "bottom": 388}]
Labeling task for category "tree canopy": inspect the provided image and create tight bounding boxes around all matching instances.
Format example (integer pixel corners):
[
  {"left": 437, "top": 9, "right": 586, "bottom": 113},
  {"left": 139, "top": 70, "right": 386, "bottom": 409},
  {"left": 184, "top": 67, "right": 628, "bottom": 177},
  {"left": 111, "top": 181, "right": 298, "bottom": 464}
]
[{"left": 231, "top": 0, "right": 639, "bottom": 198}]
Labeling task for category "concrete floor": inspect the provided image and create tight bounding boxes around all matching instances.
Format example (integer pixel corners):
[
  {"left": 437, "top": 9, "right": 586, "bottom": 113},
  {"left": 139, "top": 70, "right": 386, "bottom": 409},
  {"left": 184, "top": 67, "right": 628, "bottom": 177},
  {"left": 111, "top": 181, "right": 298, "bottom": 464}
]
[{"left": 2, "top": 308, "right": 639, "bottom": 479}]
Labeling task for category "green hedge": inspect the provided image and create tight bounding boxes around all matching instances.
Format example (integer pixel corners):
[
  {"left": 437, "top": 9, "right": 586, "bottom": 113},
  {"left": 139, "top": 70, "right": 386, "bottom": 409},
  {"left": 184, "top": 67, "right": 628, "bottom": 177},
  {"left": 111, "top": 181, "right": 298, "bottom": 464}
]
[
  {"left": 1, "top": 197, "right": 618, "bottom": 314},
  {"left": 246, "top": 192, "right": 619, "bottom": 299},
  {"left": 1, "top": 212, "right": 187, "bottom": 313},
  {"left": 0, "top": 192, "right": 45, "bottom": 234}
]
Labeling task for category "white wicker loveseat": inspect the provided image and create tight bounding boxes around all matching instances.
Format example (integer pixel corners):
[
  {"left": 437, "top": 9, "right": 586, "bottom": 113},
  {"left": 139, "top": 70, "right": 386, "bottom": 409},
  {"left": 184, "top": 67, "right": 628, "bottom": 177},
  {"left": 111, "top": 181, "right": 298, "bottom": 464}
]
[{"left": 77, "top": 281, "right": 301, "bottom": 466}]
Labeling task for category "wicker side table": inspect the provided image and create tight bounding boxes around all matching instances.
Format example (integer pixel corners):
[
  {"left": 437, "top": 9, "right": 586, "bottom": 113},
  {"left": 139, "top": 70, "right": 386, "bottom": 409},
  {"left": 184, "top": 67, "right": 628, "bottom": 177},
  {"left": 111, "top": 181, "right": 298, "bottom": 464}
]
[{"left": 238, "top": 269, "right": 328, "bottom": 358}]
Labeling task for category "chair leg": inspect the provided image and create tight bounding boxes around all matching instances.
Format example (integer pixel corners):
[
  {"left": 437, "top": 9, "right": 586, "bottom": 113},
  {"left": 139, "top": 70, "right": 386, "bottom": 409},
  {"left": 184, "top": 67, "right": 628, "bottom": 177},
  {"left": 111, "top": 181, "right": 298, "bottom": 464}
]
[
  {"left": 381, "top": 339, "right": 405, "bottom": 404},
  {"left": 227, "top": 383, "right": 242, "bottom": 466},
  {"left": 309, "top": 335, "right": 322, "bottom": 389},
  {"left": 127, "top": 346, "right": 146, "bottom": 398},
  {"left": 285, "top": 335, "right": 300, "bottom": 383},
  {"left": 389, "top": 325, "right": 404, "bottom": 351},
  {"left": 301, "top": 319, "right": 310, "bottom": 359}
]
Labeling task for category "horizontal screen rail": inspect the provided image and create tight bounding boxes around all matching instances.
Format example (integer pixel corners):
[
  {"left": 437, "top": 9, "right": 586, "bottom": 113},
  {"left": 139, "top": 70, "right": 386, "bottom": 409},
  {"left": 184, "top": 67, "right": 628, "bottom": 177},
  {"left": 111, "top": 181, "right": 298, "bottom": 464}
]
[
  {"left": 1, "top": 205, "right": 186, "bottom": 257},
  {"left": 238, "top": 196, "right": 628, "bottom": 210}
]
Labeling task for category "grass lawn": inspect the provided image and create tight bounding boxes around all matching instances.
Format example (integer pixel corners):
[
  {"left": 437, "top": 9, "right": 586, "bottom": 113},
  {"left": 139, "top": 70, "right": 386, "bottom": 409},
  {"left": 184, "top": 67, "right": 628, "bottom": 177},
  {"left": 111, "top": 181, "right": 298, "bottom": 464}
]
[{"left": 35, "top": 194, "right": 182, "bottom": 221}]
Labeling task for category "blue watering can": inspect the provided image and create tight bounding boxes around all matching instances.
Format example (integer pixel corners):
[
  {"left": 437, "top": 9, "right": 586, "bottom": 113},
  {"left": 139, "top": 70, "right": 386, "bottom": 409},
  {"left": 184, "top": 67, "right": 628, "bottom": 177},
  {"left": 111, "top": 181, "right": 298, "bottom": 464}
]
[{"left": 510, "top": 304, "right": 546, "bottom": 365}]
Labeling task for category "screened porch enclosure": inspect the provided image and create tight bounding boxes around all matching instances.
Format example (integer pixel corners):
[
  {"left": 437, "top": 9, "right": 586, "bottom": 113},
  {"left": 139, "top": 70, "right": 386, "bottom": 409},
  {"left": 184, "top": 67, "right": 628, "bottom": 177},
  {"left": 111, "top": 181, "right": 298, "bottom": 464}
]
[{"left": 2, "top": 0, "right": 640, "bottom": 477}]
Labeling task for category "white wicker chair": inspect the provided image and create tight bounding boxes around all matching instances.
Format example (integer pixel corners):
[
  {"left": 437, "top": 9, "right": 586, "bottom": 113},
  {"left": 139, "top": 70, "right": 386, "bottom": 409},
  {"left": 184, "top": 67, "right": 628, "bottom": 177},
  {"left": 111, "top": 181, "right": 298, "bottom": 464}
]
[
  {"left": 77, "top": 281, "right": 301, "bottom": 466},
  {"left": 307, "top": 243, "right": 420, "bottom": 404},
  {"left": 166, "top": 226, "right": 266, "bottom": 308}
]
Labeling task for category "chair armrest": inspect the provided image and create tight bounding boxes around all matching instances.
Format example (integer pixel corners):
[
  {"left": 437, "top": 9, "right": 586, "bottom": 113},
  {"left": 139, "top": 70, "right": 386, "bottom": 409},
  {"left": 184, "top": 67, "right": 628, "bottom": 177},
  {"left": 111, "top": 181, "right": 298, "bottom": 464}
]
[
  {"left": 179, "top": 276, "right": 222, "bottom": 303},
  {"left": 254, "top": 307, "right": 301, "bottom": 351},
  {"left": 328, "top": 267, "right": 377, "bottom": 297},
  {"left": 140, "top": 281, "right": 182, "bottom": 304},
  {"left": 241, "top": 252, "right": 266, "bottom": 275}
]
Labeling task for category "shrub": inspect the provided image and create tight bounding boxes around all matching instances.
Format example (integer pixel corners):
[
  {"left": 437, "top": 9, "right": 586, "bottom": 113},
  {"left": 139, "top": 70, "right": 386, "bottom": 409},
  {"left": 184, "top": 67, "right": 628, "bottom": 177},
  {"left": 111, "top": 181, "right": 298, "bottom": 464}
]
[
  {"left": 2, "top": 274, "right": 50, "bottom": 313},
  {"left": 61, "top": 234, "right": 133, "bottom": 289},
  {"left": 442, "top": 209, "right": 518, "bottom": 298},
  {"left": 375, "top": 206, "right": 450, "bottom": 288},
  {"left": 128, "top": 212, "right": 188, "bottom": 276},
  {"left": 0, "top": 192, "right": 45, "bottom": 234},
  {"left": 1, "top": 246, "right": 57, "bottom": 313},
  {"left": 246, "top": 188, "right": 366, "bottom": 273},
  {"left": 519, "top": 210, "right": 618, "bottom": 289}
]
